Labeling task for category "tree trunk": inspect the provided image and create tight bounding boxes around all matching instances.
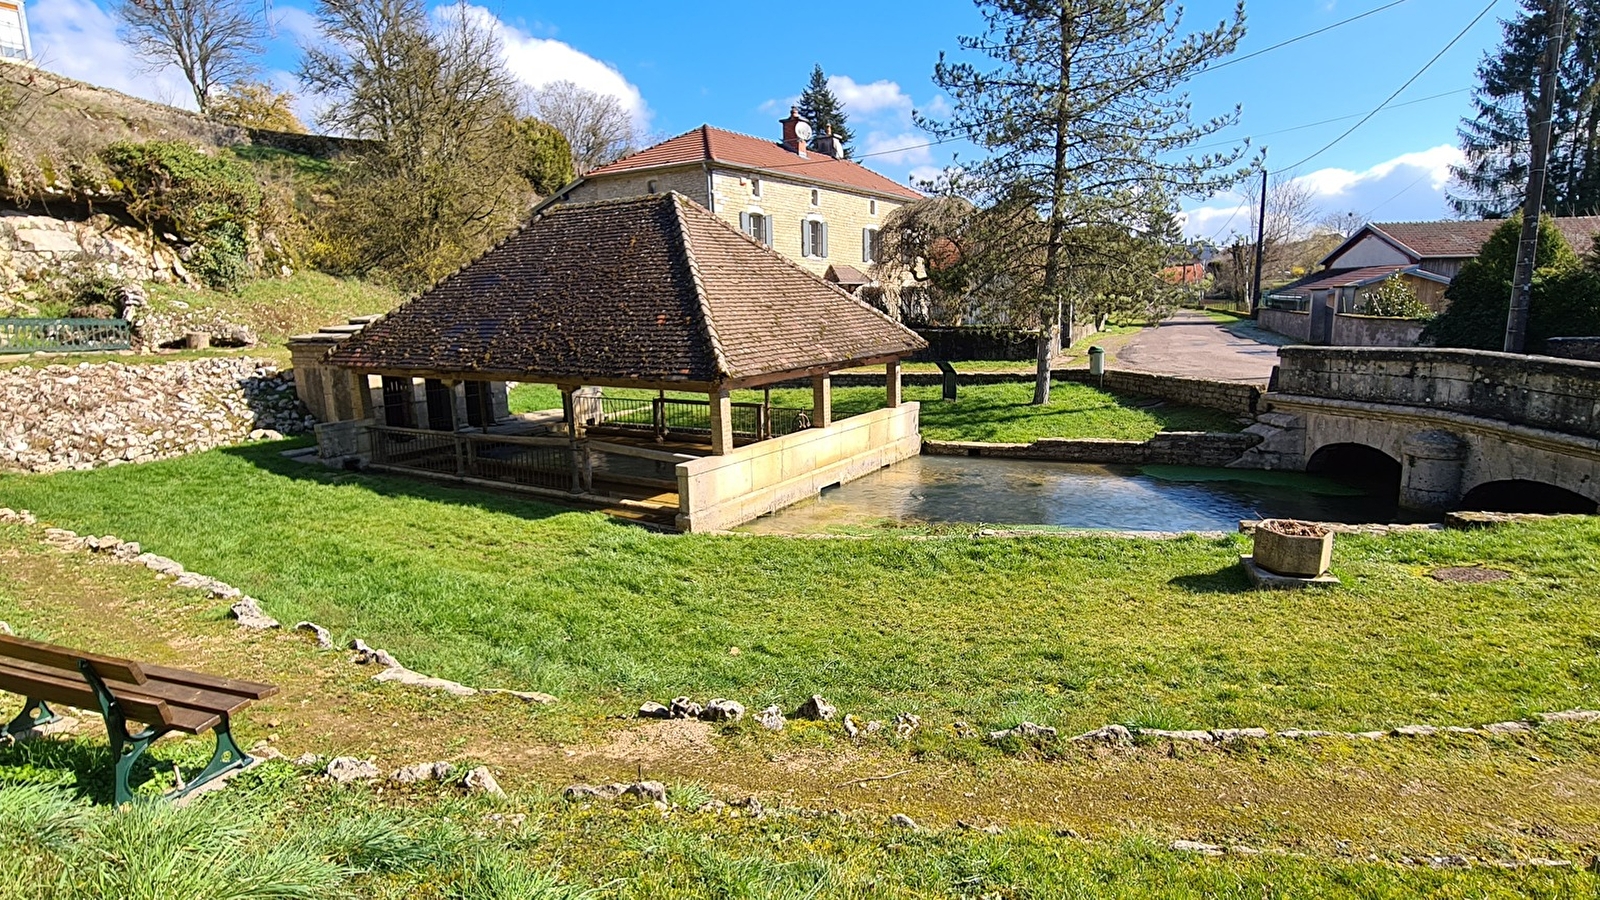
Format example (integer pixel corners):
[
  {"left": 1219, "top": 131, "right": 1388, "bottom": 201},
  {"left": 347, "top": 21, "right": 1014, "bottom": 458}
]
[
  {"left": 1032, "top": 315, "right": 1055, "bottom": 406},
  {"left": 1034, "top": 6, "right": 1074, "bottom": 407}
]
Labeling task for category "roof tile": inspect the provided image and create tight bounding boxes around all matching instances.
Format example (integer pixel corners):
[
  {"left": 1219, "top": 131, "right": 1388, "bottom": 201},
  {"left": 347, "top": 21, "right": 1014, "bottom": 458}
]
[{"left": 325, "top": 194, "right": 924, "bottom": 384}]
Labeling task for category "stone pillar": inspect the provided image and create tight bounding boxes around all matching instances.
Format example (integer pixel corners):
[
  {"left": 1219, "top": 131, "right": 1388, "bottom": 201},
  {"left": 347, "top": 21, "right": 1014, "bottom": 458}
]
[
  {"left": 886, "top": 360, "right": 902, "bottom": 409},
  {"left": 449, "top": 382, "right": 470, "bottom": 430},
  {"left": 410, "top": 378, "right": 427, "bottom": 429},
  {"left": 709, "top": 388, "right": 733, "bottom": 455},
  {"left": 812, "top": 374, "right": 832, "bottom": 428},
  {"left": 1400, "top": 429, "right": 1468, "bottom": 512}
]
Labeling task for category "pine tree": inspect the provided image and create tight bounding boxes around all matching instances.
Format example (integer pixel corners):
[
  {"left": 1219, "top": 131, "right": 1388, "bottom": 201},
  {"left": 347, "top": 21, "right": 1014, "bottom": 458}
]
[
  {"left": 916, "top": 0, "right": 1250, "bottom": 404},
  {"left": 796, "top": 64, "right": 853, "bottom": 157},
  {"left": 1451, "top": 0, "right": 1600, "bottom": 218}
]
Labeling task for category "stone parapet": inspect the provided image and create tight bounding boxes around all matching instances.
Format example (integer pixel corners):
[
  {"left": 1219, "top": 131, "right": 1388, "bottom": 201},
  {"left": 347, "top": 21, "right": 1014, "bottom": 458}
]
[
  {"left": 818, "top": 370, "right": 1263, "bottom": 416},
  {"left": 676, "top": 403, "right": 922, "bottom": 532}
]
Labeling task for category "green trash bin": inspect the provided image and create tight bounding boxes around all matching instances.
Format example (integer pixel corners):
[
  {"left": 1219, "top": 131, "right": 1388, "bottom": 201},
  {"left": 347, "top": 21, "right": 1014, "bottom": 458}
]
[{"left": 1087, "top": 345, "right": 1105, "bottom": 376}]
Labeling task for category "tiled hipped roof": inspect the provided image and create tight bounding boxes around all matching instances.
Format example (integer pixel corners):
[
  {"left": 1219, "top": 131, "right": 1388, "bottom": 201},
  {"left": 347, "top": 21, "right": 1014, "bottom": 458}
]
[
  {"left": 325, "top": 194, "right": 925, "bottom": 385},
  {"left": 585, "top": 125, "right": 924, "bottom": 200},
  {"left": 1326, "top": 217, "right": 1600, "bottom": 266}
]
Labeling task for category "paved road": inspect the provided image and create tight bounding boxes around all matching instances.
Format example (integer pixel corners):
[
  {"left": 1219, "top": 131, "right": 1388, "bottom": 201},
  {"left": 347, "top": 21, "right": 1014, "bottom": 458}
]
[{"left": 1113, "top": 309, "right": 1287, "bottom": 383}]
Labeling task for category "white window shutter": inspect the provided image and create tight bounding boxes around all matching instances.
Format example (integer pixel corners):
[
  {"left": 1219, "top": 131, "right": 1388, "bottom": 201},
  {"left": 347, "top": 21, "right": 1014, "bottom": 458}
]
[
  {"left": 763, "top": 216, "right": 774, "bottom": 246},
  {"left": 739, "top": 212, "right": 750, "bottom": 235},
  {"left": 862, "top": 228, "right": 871, "bottom": 263},
  {"left": 801, "top": 220, "right": 811, "bottom": 257},
  {"left": 820, "top": 222, "right": 829, "bottom": 257}
]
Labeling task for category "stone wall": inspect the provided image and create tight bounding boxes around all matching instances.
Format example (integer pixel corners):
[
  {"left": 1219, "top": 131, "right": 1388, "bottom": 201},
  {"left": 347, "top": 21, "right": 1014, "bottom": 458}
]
[
  {"left": 1330, "top": 314, "right": 1426, "bottom": 348},
  {"left": 1275, "top": 346, "right": 1600, "bottom": 441},
  {"left": 924, "top": 432, "right": 1261, "bottom": 467},
  {"left": 1546, "top": 337, "right": 1600, "bottom": 362},
  {"left": 1259, "top": 308, "right": 1312, "bottom": 342},
  {"left": 0, "top": 357, "right": 309, "bottom": 473},
  {"left": 823, "top": 370, "right": 1261, "bottom": 416},
  {"left": 0, "top": 208, "right": 192, "bottom": 308},
  {"left": 676, "top": 403, "right": 922, "bottom": 532}
]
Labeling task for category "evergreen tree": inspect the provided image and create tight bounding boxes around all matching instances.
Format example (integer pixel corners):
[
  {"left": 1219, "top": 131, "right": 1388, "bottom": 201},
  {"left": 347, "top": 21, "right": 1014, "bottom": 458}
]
[
  {"left": 916, "top": 0, "right": 1250, "bottom": 403},
  {"left": 1421, "top": 214, "right": 1587, "bottom": 349},
  {"left": 796, "top": 64, "right": 853, "bottom": 157},
  {"left": 1451, "top": 0, "right": 1600, "bottom": 217}
]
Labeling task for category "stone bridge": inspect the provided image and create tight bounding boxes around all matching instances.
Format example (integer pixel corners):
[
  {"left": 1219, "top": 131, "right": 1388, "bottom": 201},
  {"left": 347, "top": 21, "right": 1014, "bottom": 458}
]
[{"left": 1235, "top": 346, "right": 1600, "bottom": 513}]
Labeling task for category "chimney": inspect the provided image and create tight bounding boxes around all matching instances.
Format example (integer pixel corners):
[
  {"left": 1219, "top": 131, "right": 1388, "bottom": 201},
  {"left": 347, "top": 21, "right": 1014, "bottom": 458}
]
[
  {"left": 780, "top": 106, "right": 808, "bottom": 157},
  {"left": 815, "top": 125, "right": 842, "bottom": 159}
]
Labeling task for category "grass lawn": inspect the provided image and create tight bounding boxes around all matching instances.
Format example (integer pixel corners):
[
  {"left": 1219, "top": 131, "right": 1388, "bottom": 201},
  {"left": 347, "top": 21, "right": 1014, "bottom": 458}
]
[
  {"left": 4, "top": 445, "right": 1600, "bottom": 890},
  {"left": 3, "top": 444, "right": 1596, "bottom": 736},
  {"left": 509, "top": 380, "right": 1240, "bottom": 442}
]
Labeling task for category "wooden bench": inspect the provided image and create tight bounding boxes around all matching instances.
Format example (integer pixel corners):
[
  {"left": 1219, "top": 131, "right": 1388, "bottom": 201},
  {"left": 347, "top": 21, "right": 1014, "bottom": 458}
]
[{"left": 0, "top": 634, "right": 278, "bottom": 804}]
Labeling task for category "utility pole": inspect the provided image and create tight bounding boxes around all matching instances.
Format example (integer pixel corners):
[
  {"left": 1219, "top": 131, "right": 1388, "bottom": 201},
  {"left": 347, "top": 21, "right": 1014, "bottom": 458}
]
[
  {"left": 1505, "top": 0, "right": 1566, "bottom": 353},
  {"left": 1251, "top": 157, "right": 1268, "bottom": 316}
]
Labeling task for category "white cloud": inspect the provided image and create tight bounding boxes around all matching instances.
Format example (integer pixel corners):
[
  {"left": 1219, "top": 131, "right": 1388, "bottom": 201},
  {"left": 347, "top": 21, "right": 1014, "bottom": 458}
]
[
  {"left": 827, "top": 75, "right": 912, "bottom": 118},
  {"left": 861, "top": 131, "right": 932, "bottom": 166},
  {"left": 451, "top": 4, "right": 650, "bottom": 130},
  {"left": 269, "top": 4, "right": 323, "bottom": 46},
  {"left": 1182, "top": 144, "right": 1467, "bottom": 239},
  {"left": 29, "top": 0, "right": 197, "bottom": 108}
]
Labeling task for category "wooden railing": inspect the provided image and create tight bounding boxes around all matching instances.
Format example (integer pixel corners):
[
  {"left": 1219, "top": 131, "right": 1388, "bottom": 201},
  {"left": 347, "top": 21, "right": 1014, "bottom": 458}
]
[
  {"left": 367, "top": 426, "right": 697, "bottom": 495},
  {"left": 587, "top": 396, "right": 811, "bottom": 443}
]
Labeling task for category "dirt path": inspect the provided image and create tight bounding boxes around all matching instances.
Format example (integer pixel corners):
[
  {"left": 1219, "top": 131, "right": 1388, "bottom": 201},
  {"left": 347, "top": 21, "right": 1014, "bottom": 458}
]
[{"left": 1114, "top": 309, "right": 1288, "bottom": 383}]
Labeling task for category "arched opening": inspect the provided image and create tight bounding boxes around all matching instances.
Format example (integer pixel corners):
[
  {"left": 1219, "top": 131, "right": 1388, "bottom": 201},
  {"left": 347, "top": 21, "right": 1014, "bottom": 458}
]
[
  {"left": 1458, "top": 481, "right": 1598, "bottom": 515},
  {"left": 1306, "top": 442, "right": 1402, "bottom": 493}
]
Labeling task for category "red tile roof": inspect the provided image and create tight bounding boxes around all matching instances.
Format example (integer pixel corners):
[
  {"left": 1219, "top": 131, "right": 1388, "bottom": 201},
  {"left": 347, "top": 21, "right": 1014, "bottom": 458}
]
[
  {"left": 585, "top": 125, "right": 923, "bottom": 201},
  {"left": 1324, "top": 217, "right": 1600, "bottom": 266},
  {"left": 325, "top": 194, "right": 924, "bottom": 385},
  {"left": 1271, "top": 265, "right": 1445, "bottom": 298}
]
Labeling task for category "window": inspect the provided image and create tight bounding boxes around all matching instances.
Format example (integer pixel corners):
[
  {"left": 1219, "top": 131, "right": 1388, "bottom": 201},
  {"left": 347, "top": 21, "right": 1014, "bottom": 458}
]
[
  {"left": 751, "top": 178, "right": 762, "bottom": 198},
  {"left": 870, "top": 199, "right": 878, "bottom": 216},
  {"left": 810, "top": 189, "right": 820, "bottom": 207},
  {"left": 424, "top": 379, "right": 455, "bottom": 431},
  {"left": 381, "top": 377, "right": 417, "bottom": 429},
  {"left": 739, "top": 211, "right": 772, "bottom": 246},
  {"left": 862, "top": 227, "right": 882, "bottom": 264},
  {"left": 647, "top": 179, "right": 658, "bottom": 194},
  {"left": 801, "top": 219, "right": 829, "bottom": 258}
]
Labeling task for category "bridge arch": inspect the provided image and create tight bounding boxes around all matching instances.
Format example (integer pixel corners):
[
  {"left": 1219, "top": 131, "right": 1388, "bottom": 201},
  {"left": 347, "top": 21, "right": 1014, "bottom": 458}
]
[
  {"left": 1458, "top": 480, "right": 1598, "bottom": 515},
  {"left": 1305, "top": 441, "right": 1402, "bottom": 492}
]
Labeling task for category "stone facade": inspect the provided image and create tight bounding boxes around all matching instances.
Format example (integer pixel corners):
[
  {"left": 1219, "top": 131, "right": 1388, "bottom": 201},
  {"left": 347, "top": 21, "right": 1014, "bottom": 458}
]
[
  {"left": 0, "top": 357, "right": 309, "bottom": 473},
  {"left": 563, "top": 164, "right": 906, "bottom": 281}
]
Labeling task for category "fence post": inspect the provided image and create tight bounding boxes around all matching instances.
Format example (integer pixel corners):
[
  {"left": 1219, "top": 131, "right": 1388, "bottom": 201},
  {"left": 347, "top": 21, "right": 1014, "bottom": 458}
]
[{"left": 654, "top": 395, "right": 666, "bottom": 442}]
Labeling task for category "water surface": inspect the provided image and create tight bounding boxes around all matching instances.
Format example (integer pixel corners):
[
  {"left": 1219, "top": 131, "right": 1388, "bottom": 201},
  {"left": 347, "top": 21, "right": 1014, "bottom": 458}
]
[{"left": 737, "top": 455, "right": 1403, "bottom": 534}]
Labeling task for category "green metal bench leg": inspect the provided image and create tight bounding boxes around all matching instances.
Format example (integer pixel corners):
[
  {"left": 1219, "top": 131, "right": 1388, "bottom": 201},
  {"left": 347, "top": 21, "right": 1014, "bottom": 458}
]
[
  {"left": 4, "top": 697, "right": 59, "bottom": 736},
  {"left": 172, "top": 714, "right": 253, "bottom": 800},
  {"left": 79, "top": 660, "right": 163, "bottom": 806}
]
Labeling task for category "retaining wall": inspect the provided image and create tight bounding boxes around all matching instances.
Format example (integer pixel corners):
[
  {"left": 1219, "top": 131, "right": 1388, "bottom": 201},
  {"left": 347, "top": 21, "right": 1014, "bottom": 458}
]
[
  {"left": 1259, "top": 308, "right": 1311, "bottom": 342},
  {"left": 0, "top": 357, "right": 309, "bottom": 473},
  {"left": 1546, "top": 337, "right": 1600, "bottom": 362},
  {"left": 676, "top": 404, "right": 922, "bottom": 532},
  {"left": 923, "top": 432, "right": 1261, "bottom": 467}
]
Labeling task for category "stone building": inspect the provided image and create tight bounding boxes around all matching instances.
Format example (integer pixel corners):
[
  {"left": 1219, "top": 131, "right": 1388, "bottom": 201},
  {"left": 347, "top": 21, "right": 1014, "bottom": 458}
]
[{"left": 556, "top": 109, "right": 922, "bottom": 292}]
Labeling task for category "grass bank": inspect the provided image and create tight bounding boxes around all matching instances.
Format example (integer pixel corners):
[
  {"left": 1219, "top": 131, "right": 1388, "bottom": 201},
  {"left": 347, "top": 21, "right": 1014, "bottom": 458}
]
[
  {"left": 1, "top": 766, "right": 1589, "bottom": 899},
  {"left": 509, "top": 380, "right": 1240, "bottom": 442},
  {"left": 3, "top": 444, "right": 1596, "bottom": 737},
  {"left": 145, "top": 271, "right": 399, "bottom": 348}
]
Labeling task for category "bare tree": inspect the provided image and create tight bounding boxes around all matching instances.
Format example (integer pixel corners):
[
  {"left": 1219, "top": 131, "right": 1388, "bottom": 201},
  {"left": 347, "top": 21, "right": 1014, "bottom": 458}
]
[
  {"left": 1219, "top": 176, "right": 1327, "bottom": 299},
  {"left": 529, "top": 80, "right": 638, "bottom": 174},
  {"left": 300, "top": 0, "right": 531, "bottom": 288},
  {"left": 115, "top": 0, "right": 264, "bottom": 113}
]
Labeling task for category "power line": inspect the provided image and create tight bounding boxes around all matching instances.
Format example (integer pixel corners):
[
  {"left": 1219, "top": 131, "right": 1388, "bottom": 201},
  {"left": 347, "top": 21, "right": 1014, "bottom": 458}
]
[
  {"left": 1186, "top": 87, "right": 1470, "bottom": 153},
  {"left": 1271, "top": 0, "right": 1499, "bottom": 175},
  {"left": 752, "top": 0, "right": 1437, "bottom": 176},
  {"left": 1202, "top": 0, "right": 1413, "bottom": 74}
]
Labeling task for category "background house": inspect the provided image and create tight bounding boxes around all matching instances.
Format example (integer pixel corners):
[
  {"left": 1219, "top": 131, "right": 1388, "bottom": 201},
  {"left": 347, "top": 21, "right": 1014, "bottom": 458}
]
[
  {"left": 556, "top": 109, "right": 921, "bottom": 292},
  {"left": 1261, "top": 217, "right": 1600, "bottom": 347}
]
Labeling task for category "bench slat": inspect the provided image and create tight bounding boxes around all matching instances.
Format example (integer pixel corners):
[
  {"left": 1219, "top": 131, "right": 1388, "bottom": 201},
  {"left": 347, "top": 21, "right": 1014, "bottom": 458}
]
[
  {"left": 0, "top": 661, "right": 174, "bottom": 727},
  {"left": 0, "top": 658, "right": 237, "bottom": 734},
  {"left": 0, "top": 634, "right": 146, "bottom": 685},
  {"left": 141, "top": 664, "right": 279, "bottom": 701}
]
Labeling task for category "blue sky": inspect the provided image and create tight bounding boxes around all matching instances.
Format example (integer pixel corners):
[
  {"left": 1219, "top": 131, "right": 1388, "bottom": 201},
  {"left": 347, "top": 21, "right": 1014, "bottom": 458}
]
[{"left": 35, "top": 0, "right": 1510, "bottom": 238}]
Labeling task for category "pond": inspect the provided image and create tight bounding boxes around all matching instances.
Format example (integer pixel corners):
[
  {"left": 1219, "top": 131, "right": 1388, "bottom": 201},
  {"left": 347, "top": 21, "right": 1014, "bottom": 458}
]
[{"left": 737, "top": 455, "right": 1410, "bottom": 534}]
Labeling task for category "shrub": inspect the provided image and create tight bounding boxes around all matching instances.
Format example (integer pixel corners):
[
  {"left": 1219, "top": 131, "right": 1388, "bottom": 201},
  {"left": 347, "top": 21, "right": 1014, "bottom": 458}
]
[
  {"left": 1356, "top": 275, "right": 1433, "bottom": 319},
  {"left": 99, "top": 141, "right": 263, "bottom": 289}
]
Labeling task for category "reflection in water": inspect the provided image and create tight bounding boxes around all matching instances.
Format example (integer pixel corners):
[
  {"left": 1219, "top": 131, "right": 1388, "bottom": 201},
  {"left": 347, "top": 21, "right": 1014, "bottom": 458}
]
[{"left": 738, "top": 455, "right": 1404, "bottom": 534}]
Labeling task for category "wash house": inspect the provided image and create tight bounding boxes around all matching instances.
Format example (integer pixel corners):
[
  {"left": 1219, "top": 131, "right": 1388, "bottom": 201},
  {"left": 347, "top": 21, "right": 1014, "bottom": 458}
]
[{"left": 308, "top": 193, "right": 926, "bottom": 531}]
